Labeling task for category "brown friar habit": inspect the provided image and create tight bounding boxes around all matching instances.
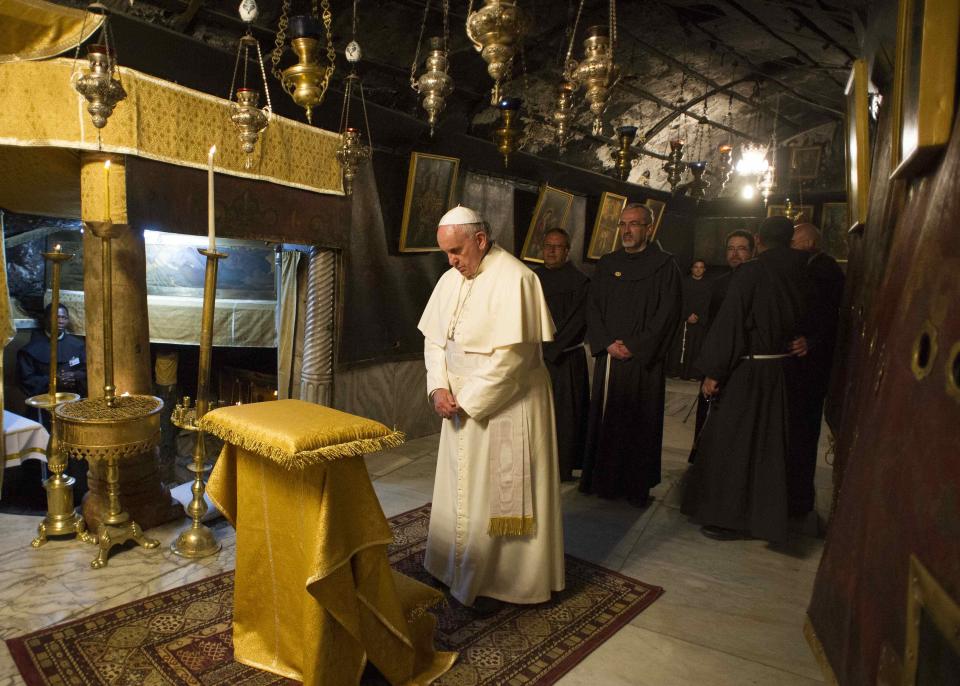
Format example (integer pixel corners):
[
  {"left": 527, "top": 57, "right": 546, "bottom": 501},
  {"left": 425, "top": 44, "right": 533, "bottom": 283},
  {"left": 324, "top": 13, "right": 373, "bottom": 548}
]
[
  {"left": 783, "top": 251, "right": 845, "bottom": 515},
  {"left": 681, "top": 247, "right": 806, "bottom": 542},
  {"left": 534, "top": 261, "right": 590, "bottom": 481},
  {"left": 580, "top": 243, "right": 681, "bottom": 500},
  {"left": 667, "top": 274, "right": 714, "bottom": 379}
]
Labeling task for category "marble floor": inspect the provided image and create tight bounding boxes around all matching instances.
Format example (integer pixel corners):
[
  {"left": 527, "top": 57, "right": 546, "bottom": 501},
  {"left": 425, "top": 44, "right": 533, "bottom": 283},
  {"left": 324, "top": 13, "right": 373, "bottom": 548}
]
[{"left": 0, "top": 380, "right": 831, "bottom": 685}]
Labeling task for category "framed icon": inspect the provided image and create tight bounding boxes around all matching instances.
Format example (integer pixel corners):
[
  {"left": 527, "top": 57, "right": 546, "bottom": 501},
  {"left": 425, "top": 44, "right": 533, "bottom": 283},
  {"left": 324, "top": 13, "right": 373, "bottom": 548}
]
[
  {"left": 645, "top": 198, "right": 667, "bottom": 241},
  {"left": 845, "top": 60, "right": 871, "bottom": 233},
  {"left": 521, "top": 185, "right": 574, "bottom": 263},
  {"left": 399, "top": 152, "right": 460, "bottom": 252},
  {"left": 586, "top": 192, "right": 627, "bottom": 260},
  {"left": 790, "top": 146, "right": 822, "bottom": 181}
]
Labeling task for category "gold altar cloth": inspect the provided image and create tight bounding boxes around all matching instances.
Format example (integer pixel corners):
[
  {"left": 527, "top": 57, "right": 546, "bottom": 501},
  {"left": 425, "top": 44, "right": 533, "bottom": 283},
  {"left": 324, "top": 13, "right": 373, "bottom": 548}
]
[
  {"left": 0, "top": 0, "right": 102, "bottom": 64},
  {"left": 205, "top": 400, "right": 454, "bottom": 686},
  {"left": 0, "top": 59, "right": 343, "bottom": 196}
]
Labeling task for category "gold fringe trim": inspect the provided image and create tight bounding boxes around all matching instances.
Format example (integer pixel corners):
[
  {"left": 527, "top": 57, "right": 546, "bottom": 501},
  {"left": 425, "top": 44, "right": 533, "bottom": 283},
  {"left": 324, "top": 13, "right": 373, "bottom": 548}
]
[
  {"left": 487, "top": 516, "right": 536, "bottom": 537},
  {"left": 803, "top": 616, "right": 840, "bottom": 686},
  {"left": 197, "top": 421, "right": 406, "bottom": 469},
  {"left": 406, "top": 593, "right": 448, "bottom": 621}
]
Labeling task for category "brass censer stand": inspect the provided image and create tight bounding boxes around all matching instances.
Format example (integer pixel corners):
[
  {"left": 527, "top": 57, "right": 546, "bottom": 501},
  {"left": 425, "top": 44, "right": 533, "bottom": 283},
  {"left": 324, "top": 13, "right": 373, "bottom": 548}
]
[
  {"left": 30, "top": 246, "right": 95, "bottom": 547},
  {"left": 169, "top": 248, "right": 226, "bottom": 558},
  {"left": 56, "top": 220, "right": 162, "bottom": 568}
]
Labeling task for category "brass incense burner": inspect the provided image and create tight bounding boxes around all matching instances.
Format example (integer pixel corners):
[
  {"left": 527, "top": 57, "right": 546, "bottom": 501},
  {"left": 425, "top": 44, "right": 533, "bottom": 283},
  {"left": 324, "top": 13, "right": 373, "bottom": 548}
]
[
  {"left": 274, "top": 12, "right": 336, "bottom": 124},
  {"left": 466, "top": 0, "right": 528, "bottom": 104},
  {"left": 169, "top": 248, "right": 227, "bottom": 559},
  {"left": 228, "top": 33, "right": 272, "bottom": 165},
  {"left": 56, "top": 219, "right": 162, "bottom": 568},
  {"left": 553, "top": 81, "right": 576, "bottom": 149},
  {"left": 29, "top": 245, "right": 93, "bottom": 548},
  {"left": 335, "top": 127, "right": 370, "bottom": 196}
]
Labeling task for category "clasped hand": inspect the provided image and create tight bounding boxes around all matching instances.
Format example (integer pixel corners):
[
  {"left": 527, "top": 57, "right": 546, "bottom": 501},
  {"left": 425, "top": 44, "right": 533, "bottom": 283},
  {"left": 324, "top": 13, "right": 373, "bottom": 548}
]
[
  {"left": 432, "top": 388, "right": 460, "bottom": 420},
  {"left": 606, "top": 339, "right": 633, "bottom": 360}
]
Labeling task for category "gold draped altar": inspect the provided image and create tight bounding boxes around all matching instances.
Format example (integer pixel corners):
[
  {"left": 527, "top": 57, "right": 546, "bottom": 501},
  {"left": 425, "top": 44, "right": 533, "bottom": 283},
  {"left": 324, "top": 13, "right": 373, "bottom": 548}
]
[{"left": 203, "top": 400, "right": 456, "bottom": 686}]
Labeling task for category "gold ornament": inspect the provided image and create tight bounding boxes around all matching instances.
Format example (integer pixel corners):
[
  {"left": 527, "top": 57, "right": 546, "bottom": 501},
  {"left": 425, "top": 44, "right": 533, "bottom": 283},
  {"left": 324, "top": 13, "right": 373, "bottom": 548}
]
[
  {"left": 415, "top": 37, "right": 454, "bottom": 135},
  {"left": 72, "top": 4, "right": 126, "bottom": 131},
  {"left": 716, "top": 143, "right": 734, "bottom": 191},
  {"left": 228, "top": 33, "right": 272, "bottom": 166},
  {"left": 615, "top": 125, "right": 639, "bottom": 181},
  {"left": 553, "top": 81, "right": 577, "bottom": 149},
  {"left": 493, "top": 97, "right": 522, "bottom": 167},
  {"left": 466, "top": 0, "right": 528, "bottom": 104},
  {"left": 663, "top": 138, "right": 685, "bottom": 190},
  {"left": 686, "top": 161, "right": 710, "bottom": 199},
  {"left": 569, "top": 25, "right": 619, "bottom": 136},
  {"left": 272, "top": 4, "right": 336, "bottom": 124},
  {"left": 336, "top": 127, "right": 370, "bottom": 195}
]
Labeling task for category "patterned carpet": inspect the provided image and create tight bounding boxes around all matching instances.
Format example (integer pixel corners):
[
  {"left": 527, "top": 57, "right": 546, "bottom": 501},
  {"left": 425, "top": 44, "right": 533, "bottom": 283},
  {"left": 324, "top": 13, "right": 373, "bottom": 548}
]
[{"left": 7, "top": 505, "right": 663, "bottom": 686}]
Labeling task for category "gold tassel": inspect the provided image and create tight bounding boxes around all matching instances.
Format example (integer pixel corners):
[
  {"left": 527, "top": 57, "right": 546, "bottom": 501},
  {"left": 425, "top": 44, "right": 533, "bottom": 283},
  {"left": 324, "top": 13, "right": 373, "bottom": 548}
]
[{"left": 487, "top": 516, "right": 536, "bottom": 537}]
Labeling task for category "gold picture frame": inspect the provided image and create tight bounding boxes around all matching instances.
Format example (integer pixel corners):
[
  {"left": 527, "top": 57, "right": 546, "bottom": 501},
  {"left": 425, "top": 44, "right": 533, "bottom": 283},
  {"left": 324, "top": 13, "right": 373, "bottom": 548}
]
[
  {"left": 521, "top": 185, "right": 574, "bottom": 263},
  {"left": 845, "top": 60, "right": 871, "bottom": 233},
  {"left": 903, "top": 554, "right": 960, "bottom": 685},
  {"left": 790, "top": 146, "right": 822, "bottom": 181},
  {"left": 767, "top": 204, "right": 815, "bottom": 224},
  {"left": 586, "top": 192, "right": 627, "bottom": 260},
  {"left": 645, "top": 198, "right": 667, "bottom": 241},
  {"left": 399, "top": 152, "right": 460, "bottom": 253},
  {"left": 891, "top": 0, "right": 960, "bottom": 178}
]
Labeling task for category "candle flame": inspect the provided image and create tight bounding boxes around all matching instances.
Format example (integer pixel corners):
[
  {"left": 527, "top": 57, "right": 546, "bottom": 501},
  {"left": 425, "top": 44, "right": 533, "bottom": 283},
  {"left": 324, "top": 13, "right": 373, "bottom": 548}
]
[
  {"left": 55, "top": 244, "right": 62, "bottom": 252},
  {"left": 209, "top": 145, "right": 217, "bottom": 156},
  {"left": 104, "top": 159, "right": 111, "bottom": 170}
]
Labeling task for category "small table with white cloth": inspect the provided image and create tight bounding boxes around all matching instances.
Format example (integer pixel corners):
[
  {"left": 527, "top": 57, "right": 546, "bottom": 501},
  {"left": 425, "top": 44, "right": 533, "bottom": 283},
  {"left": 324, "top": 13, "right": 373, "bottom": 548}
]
[{"left": 1, "top": 409, "right": 50, "bottom": 500}]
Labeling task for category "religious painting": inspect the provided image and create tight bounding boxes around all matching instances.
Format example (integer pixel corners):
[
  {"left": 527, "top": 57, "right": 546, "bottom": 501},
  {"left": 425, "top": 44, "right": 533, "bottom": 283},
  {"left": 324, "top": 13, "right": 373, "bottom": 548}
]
[
  {"left": 586, "top": 192, "right": 627, "bottom": 260},
  {"left": 820, "top": 203, "right": 850, "bottom": 263},
  {"left": 790, "top": 146, "right": 821, "bottom": 181},
  {"left": 645, "top": 198, "right": 667, "bottom": 241},
  {"left": 845, "top": 59, "right": 871, "bottom": 233},
  {"left": 521, "top": 185, "right": 574, "bottom": 263},
  {"left": 767, "top": 204, "right": 815, "bottom": 224},
  {"left": 399, "top": 152, "right": 460, "bottom": 252},
  {"left": 902, "top": 554, "right": 960, "bottom": 685},
  {"left": 891, "top": 0, "right": 959, "bottom": 178}
]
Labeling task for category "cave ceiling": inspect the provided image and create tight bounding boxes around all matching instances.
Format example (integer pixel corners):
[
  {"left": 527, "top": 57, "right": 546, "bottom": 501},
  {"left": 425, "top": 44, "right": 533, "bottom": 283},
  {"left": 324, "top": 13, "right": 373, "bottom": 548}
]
[{"left": 56, "top": 0, "right": 866, "bottom": 194}]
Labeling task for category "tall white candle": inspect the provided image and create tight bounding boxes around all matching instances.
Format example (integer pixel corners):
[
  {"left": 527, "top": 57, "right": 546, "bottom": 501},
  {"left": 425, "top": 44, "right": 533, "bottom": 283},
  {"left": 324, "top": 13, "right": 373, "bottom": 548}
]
[
  {"left": 104, "top": 159, "right": 111, "bottom": 221},
  {"left": 207, "top": 145, "right": 217, "bottom": 252}
]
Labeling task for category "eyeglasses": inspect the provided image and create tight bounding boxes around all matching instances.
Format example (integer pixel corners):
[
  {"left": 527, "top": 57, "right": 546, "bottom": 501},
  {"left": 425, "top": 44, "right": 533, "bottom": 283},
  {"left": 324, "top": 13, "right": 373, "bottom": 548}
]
[{"left": 543, "top": 243, "right": 569, "bottom": 251}]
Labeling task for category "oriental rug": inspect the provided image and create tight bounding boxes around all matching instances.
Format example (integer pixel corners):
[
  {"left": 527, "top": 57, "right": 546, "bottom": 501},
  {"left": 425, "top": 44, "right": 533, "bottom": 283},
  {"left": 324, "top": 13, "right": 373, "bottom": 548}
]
[{"left": 7, "top": 505, "right": 663, "bottom": 686}]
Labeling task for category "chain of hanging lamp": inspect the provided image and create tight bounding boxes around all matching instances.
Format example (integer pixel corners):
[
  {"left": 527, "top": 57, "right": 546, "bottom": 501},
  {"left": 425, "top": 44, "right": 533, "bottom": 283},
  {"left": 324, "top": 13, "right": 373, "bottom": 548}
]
[{"left": 335, "top": 0, "right": 372, "bottom": 195}]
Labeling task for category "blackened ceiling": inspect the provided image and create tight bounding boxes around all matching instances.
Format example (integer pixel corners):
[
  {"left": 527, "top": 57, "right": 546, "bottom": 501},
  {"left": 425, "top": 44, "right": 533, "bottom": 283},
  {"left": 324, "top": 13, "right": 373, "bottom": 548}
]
[{"left": 53, "top": 0, "right": 866, "bottom": 195}]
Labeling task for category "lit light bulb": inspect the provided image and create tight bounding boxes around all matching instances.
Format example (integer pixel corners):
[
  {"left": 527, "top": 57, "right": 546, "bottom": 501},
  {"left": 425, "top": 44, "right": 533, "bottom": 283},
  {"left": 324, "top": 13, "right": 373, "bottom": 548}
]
[{"left": 741, "top": 184, "right": 756, "bottom": 200}]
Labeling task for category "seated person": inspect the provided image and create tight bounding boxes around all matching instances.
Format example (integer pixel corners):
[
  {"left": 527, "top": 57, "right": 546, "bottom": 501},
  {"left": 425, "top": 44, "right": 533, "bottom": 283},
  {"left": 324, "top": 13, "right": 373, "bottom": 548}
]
[{"left": 17, "top": 304, "right": 87, "bottom": 401}]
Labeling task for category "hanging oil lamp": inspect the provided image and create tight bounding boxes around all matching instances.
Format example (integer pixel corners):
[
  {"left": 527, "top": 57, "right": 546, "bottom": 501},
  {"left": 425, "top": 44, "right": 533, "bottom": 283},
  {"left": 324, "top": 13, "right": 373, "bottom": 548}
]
[
  {"left": 686, "top": 161, "right": 710, "bottom": 199},
  {"left": 716, "top": 143, "right": 734, "bottom": 191},
  {"left": 663, "top": 138, "right": 685, "bottom": 190},
  {"left": 553, "top": 81, "right": 577, "bottom": 149},
  {"left": 615, "top": 125, "right": 638, "bottom": 181},
  {"left": 228, "top": 31, "right": 272, "bottom": 166},
  {"left": 413, "top": 37, "right": 454, "bottom": 135},
  {"left": 570, "top": 24, "right": 619, "bottom": 136},
  {"left": 335, "top": 8, "right": 372, "bottom": 196},
  {"left": 493, "top": 96, "right": 522, "bottom": 167},
  {"left": 271, "top": 3, "right": 335, "bottom": 124},
  {"left": 72, "top": 3, "right": 126, "bottom": 131},
  {"left": 466, "top": 0, "right": 528, "bottom": 104}
]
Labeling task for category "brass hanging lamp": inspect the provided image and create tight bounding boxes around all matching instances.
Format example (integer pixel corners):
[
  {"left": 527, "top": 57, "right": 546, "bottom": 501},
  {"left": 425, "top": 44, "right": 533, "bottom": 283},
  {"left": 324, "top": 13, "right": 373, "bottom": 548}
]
[
  {"left": 71, "top": 3, "right": 126, "bottom": 133},
  {"left": 466, "top": 0, "right": 528, "bottom": 104},
  {"left": 335, "top": 0, "right": 372, "bottom": 195},
  {"left": 663, "top": 138, "right": 685, "bottom": 191},
  {"left": 615, "top": 125, "right": 638, "bottom": 181},
  {"left": 270, "top": 0, "right": 336, "bottom": 123},
  {"left": 228, "top": 4, "right": 272, "bottom": 167},
  {"left": 411, "top": 0, "right": 453, "bottom": 135},
  {"left": 493, "top": 96, "right": 523, "bottom": 167}
]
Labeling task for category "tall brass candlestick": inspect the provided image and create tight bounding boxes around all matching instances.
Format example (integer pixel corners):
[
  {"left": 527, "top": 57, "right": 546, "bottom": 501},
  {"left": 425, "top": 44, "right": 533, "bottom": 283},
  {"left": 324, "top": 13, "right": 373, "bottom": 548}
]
[
  {"left": 171, "top": 248, "right": 226, "bottom": 558},
  {"left": 30, "top": 246, "right": 95, "bottom": 547}
]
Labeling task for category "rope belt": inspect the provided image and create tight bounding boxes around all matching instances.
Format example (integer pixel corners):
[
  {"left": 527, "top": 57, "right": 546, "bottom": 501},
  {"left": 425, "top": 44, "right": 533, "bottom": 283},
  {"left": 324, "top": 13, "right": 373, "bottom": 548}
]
[
  {"left": 562, "top": 343, "right": 585, "bottom": 353},
  {"left": 740, "top": 353, "right": 791, "bottom": 360}
]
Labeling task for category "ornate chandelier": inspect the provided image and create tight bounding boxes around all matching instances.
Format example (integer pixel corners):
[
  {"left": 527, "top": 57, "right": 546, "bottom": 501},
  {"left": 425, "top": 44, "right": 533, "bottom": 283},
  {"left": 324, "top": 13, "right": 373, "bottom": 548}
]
[
  {"left": 735, "top": 142, "right": 770, "bottom": 176},
  {"left": 466, "top": 0, "right": 528, "bottom": 104},
  {"left": 569, "top": 23, "right": 619, "bottom": 136},
  {"left": 271, "top": 0, "right": 336, "bottom": 123},
  {"left": 71, "top": 3, "right": 126, "bottom": 132}
]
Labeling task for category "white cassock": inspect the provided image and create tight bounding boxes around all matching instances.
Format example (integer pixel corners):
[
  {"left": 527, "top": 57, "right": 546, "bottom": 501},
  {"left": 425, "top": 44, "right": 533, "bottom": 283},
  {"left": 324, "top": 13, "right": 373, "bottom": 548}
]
[{"left": 418, "top": 244, "right": 565, "bottom": 606}]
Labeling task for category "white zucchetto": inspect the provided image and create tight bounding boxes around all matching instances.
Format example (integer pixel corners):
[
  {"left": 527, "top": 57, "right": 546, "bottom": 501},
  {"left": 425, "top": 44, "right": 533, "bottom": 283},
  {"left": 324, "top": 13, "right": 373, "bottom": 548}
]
[{"left": 438, "top": 205, "right": 483, "bottom": 227}]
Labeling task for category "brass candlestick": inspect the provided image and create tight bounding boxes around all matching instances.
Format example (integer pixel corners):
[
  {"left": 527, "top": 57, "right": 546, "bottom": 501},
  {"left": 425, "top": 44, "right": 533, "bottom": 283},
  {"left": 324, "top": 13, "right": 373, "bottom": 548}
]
[
  {"left": 56, "top": 220, "right": 162, "bottom": 568},
  {"left": 170, "top": 248, "right": 226, "bottom": 558},
  {"left": 29, "top": 246, "right": 94, "bottom": 548},
  {"left": 615, "top": 125, "right": 639, "bottom": 181}
]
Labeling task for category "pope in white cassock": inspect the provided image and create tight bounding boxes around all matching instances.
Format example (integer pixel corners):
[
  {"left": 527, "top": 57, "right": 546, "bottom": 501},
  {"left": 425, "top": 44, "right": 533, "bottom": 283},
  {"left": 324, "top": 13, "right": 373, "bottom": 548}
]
[{"left": 418, "top": 206, "right": 565, "bottom": 608}]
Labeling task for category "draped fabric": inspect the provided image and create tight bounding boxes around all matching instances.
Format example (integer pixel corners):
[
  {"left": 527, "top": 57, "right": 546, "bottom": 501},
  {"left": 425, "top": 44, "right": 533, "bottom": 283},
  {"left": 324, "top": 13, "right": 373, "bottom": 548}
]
[
  {"left": 0, "top": 59, "right": 342, "bottom": 200},
  {"left": 277, "top": 250, "right": 302, "bottom": 399},
  {"left": 0, "top": 0, "right": 102, "bottom": 63},
  {"left": 461, "top": 172, "right": 516, "bottom": 253}
]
